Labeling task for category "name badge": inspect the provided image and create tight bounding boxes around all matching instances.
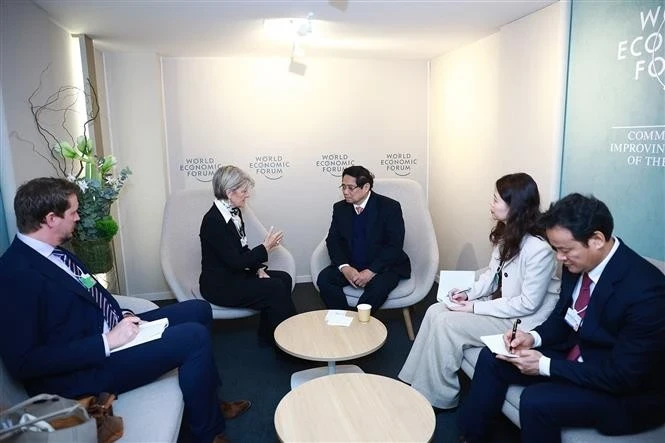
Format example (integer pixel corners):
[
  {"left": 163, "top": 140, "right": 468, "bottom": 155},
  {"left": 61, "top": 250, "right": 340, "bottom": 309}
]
[
  {"left": 565, "top": 307, "right": 582, "bottom": 331},
  {"left": 79, "top": 273, "right": 96, "bottom": 290}
]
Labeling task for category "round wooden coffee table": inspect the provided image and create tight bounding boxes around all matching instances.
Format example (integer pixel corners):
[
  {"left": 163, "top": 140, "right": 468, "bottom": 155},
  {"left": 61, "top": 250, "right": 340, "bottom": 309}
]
[
  {"left": 274, "top": 310, "right": 387, "bottom": 388},
  {"left": 275, "top": 373, "right": 435, "bottom": 442}
]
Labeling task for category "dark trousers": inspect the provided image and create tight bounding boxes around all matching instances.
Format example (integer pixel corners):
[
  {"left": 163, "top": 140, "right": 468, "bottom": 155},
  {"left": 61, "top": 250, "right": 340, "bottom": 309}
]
[
  {"left": 317, "top": 265, "right": 401, "bottom": 313},
  {"left": 104, "top": 300, "right": 225, "bottom": 443},
  {"left": 202, "top": 270, "right": 296, "bottom": 343},
  {"left": 458, "top": 347, "right": 665, "bottom": 443}
]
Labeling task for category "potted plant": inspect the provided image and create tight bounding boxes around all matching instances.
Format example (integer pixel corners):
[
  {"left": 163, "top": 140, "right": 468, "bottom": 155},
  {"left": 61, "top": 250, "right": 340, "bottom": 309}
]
[
  {"left": 29, "top": 67, "right": 131, "bottom": 273},
  {"left": 56, "top": 137, "right": 131, "bottom": 273}
]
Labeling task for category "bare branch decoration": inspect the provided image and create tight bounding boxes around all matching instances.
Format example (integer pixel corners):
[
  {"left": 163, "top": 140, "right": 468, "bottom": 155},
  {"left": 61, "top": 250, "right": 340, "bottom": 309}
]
[{"left": 28, "top": 64, "right": 100, "bottom": 178}]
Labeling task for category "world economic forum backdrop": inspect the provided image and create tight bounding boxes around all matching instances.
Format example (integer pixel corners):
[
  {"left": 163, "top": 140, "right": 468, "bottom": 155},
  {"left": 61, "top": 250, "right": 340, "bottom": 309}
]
[{"left": 562, "top": 0, "right": 665, "bottom": 262}]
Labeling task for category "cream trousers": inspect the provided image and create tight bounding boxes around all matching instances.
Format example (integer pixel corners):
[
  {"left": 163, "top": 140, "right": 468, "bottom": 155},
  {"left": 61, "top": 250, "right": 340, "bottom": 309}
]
[{"left": 398, "top": 302, "right": 512, "bottom": 408}]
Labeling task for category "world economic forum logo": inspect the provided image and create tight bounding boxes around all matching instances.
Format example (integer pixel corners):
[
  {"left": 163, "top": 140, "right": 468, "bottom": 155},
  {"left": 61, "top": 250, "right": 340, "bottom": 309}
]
[
  {"left": 380, "top": 153, "right": 418, "bottom": 176},
  {"left": 617, "top": 6, "right": 665, "bottom": 90},
  {"left": 248, "top": 155, "right": 290, "bottom": 180},
  {"left": 315, "top": 153, "right": 354, "bottom": 177},
  {"left": 178, "top": 157, "right": 222, "bottom": 182}
]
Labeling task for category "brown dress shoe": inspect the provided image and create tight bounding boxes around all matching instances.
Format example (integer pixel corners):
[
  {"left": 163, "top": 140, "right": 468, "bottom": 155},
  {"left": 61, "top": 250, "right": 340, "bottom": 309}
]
[
  {"left": 220, "top": 400, "right": 251, "bottom": 420},
  {"left": 213, "top": 433, "right": 230, "bottom": 443}
]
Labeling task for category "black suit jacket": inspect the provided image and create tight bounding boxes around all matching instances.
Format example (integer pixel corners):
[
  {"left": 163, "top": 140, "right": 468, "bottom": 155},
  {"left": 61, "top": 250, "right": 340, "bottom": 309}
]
[
  {"left": 325, "top": 192, "right": 411, "bottom": 278},
  {"left": 199, "top": 205, "right": 268, "bottom": 298},
  {"left": 0, "top": 237, "right": 123, "bottom": 396},
  {"left": 535, "top": 240, "right": 665, "bottom": 396}
]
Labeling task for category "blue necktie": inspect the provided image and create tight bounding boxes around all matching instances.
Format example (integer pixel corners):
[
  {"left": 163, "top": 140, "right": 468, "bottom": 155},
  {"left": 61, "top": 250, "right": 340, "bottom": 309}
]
[{"left": 52, "top": 248, "right": 120, "bottom": 329}]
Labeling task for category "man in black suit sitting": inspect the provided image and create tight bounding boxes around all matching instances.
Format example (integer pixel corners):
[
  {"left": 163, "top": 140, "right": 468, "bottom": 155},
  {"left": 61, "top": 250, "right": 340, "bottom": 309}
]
[
  {"left": 318, "top": 165, "right": 411, "bottom": 313},
  {"left": 458, "top": 193, "right": 665, "bottom": 442}
]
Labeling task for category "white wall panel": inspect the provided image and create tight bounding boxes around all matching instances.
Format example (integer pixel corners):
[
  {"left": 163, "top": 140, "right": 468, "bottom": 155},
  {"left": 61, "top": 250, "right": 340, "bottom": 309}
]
[
  {"left": 162, "top": 57, "right": 428, "bottom": 281},
  {"left": 1, "top": 1, "right": 80, "bottom": 189},
  {"left": 429, "top": 2, "right": 568, "bottom": 273},
  {"left": 103, "top": 53, "right": 170, "bottom": 298}
]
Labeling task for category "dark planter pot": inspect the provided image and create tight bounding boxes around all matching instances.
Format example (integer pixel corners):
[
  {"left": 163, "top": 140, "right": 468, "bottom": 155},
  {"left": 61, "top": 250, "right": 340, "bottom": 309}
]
[{"left": 71, "top": 238, "right": 113, "bottom": 274}]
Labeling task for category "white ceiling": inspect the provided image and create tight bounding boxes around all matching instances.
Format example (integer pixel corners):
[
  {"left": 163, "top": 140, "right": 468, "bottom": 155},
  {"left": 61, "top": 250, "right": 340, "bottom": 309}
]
[{"left": 35, "top": 0, "right": 557, "bottom": 60}]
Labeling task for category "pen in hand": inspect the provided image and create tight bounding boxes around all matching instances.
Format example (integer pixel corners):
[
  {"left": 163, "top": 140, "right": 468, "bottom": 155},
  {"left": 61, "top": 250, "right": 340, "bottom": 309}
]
[
  {"left": 509, "top": 318, "right": 521, "bottom": 353},
  {"left": 448, "top": 287, "right": 472, "bottom": 303}
]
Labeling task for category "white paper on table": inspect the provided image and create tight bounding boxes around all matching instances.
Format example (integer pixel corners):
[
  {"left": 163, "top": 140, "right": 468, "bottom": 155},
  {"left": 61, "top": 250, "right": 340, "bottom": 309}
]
[
  {"left": 325, "top": 310, "right": 353, "bottom": 327},
  {"left": 480, "top": 334, "right": 518, "bottom": 358},
  {"left": 111, "top": 318, "right": 169, "bottom": 353},
  {"left": 325, "top": 310, "right": 347, "bottom": 321},
  {"left": 436, "top": 270, "right": 475, "bottom": 303}
]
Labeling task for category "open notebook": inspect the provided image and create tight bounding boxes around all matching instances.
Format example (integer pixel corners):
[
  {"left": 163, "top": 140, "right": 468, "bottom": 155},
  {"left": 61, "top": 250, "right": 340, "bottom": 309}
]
[
  {"left": 480, "top": 334, "right": 518, "bottom": 358},
  {"left": 436, "top": 270, "right": 475, "bottom": 308},
  {"left": 111, "top": 318, "right": 169, "bottom": 353}
]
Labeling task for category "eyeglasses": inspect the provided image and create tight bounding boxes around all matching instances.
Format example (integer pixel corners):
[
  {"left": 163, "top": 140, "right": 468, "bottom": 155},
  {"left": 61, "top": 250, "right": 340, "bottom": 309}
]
[{"left": 339, "top": 184, "right": 359, "bottom": 191}]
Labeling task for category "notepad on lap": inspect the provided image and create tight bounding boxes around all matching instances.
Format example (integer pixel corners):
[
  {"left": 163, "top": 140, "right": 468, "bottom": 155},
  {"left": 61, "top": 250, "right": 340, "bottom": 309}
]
[
  {"left": 111, "top": 318, "right": 169, "bottom": 353},
  {"left": 436, "top": 270, "right": 475, "bottom": 305},
  {"left": 480, "top": 333, "right": 518, "bottom": 358}
]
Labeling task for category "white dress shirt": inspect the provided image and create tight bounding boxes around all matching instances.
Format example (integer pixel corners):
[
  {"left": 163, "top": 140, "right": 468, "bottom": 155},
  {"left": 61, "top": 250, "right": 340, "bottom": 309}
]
[
  {"left": 17, "top": 233, "right": 113, "bottom": 355},
  {"left": 214, "top": 199, "right": 247, "bottom": 247},
  {"left": 531, "top": 237, "right": 620, "bottom": 375}
]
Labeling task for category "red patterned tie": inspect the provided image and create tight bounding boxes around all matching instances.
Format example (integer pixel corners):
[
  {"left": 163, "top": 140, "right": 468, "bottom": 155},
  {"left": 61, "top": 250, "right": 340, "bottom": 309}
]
[
  {"left": 566, "top": 273, "right": 593, "bottom": 361},
  {"left": 52, "top": 248, "right": 120, "bottom": 328}
]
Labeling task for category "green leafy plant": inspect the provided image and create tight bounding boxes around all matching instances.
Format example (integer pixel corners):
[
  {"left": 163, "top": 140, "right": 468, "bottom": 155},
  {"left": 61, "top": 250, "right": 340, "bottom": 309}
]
[
  {"left": 29, "top": 67, "right": 131, "bottom": 242},
  {"left": 56, "top": 139, "right": 131, "bottom": 241},
  {"left": 95, "top": 216, "right": 119, "bottom": 241}
]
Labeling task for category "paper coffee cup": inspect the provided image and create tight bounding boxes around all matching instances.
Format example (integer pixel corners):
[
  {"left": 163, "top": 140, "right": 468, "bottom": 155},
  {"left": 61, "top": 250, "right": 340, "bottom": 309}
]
[{"left": 357, "top": 304, "right": 372, "bottom": 322}]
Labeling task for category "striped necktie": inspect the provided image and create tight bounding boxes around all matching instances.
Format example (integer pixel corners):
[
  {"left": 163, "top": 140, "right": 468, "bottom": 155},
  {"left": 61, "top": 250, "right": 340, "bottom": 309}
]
[{"left": 52, "top": 247, "right": 120, "bottom": 329}]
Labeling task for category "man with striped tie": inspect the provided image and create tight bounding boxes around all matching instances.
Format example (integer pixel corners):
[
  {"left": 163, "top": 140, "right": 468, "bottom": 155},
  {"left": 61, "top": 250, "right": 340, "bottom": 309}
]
[
  {"left": 0, "top": 178, "right": 248, "bottom": 443},
  {"left": 457, "top": 194, "right": 665, "bottom": 443}
]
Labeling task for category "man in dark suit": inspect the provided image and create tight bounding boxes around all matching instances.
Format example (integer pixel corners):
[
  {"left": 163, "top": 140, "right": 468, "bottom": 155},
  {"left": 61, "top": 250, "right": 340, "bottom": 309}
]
[
  {"left": 317, "top": 165, "right": 411, "bottom": 312},
  {"left": 458, "top": 193, "right": 665, "bottom": 443},
  {"left": 0, "top": 178, "right": 250, "bottom": 443}
]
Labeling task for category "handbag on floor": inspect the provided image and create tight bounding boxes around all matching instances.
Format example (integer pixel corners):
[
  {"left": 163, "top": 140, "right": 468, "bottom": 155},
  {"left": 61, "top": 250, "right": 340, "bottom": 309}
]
[
  {"left": 77, "top": 393, "right": 123, "bottom": 443},
  {"left": 0, "top": 394, "right": 96, "bottom": 442}
]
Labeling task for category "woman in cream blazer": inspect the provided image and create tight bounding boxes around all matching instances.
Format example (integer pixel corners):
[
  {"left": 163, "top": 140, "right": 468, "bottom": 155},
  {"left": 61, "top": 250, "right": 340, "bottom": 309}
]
[{"left": 399, "top": 173, "right": 560, "bottom": 409}]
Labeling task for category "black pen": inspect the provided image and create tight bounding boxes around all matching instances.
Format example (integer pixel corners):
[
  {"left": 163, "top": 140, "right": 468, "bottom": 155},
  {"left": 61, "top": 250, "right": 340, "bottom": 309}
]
[{"left": 509, "top": 318, "right": 521, "bottom": 353}]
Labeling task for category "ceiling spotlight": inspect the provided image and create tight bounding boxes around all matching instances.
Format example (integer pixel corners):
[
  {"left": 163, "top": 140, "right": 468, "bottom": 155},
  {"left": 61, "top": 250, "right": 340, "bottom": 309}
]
[
  {"left": 296, "top": 13, "right": 314, "bottom": 37},
  {"left": 264, "top": 13, "right": 314, "bottom": 40}
]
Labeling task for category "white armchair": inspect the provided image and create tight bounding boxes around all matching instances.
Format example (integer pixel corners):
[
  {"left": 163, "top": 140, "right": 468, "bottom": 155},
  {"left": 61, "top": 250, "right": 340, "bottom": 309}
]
[
  {"left": 160, "top": 188, "right": 296, "bottom": 319},
  {"left": 310, "top": 178, "right": 439, "bottom": 340}
]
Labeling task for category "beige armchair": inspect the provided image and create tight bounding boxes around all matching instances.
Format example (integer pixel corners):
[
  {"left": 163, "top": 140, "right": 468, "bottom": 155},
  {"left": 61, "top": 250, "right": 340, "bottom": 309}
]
[
  {"left": 310, "top": 178, "right": 439, "bottom": 340},
  {"left": 160, "top": 188, "right": 296, "bottom": 319}
]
